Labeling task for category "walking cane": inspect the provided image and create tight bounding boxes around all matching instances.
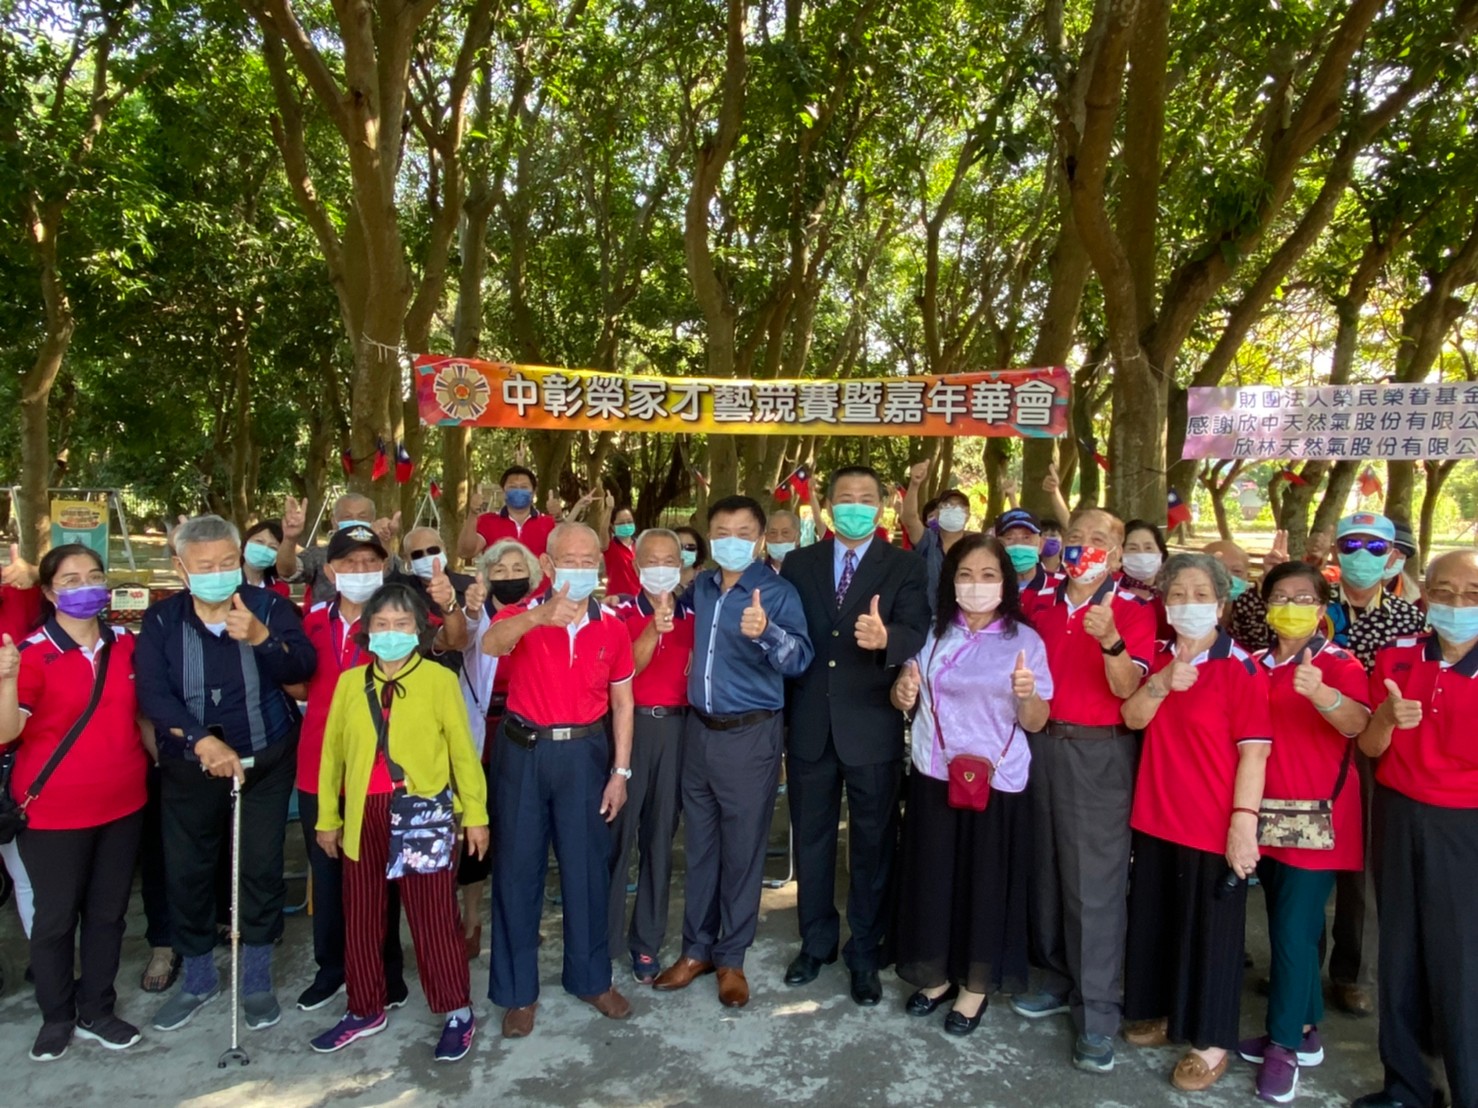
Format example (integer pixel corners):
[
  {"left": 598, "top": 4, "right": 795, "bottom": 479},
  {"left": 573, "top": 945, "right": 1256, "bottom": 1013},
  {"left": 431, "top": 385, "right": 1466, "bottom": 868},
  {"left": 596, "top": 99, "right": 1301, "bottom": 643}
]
[{"left": 218, "top": 771, "right": 250, "bottom": 1068}]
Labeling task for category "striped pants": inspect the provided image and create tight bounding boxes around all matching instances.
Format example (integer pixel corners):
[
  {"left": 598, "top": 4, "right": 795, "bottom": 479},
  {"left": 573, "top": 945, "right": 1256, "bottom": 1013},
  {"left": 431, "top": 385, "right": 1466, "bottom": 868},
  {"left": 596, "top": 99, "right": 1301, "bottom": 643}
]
[{"left": 343, "top": 793, "right": 469, "bottom": 1016}]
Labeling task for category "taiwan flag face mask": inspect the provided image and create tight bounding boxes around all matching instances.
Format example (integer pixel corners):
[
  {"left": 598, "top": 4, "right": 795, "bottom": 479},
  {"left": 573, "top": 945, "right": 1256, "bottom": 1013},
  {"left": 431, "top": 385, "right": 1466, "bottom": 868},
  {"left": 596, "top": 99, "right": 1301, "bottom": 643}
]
[{"left": 1061, "top": 544, "right": 1110, "bottom": 585}]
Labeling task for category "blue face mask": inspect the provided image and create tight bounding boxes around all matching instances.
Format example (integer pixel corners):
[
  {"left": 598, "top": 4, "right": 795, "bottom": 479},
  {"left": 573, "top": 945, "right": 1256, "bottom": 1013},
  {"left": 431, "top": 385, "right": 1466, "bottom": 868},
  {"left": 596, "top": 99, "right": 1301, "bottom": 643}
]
[
  {"left": 614, "top": 522, "right": 637, "bottom": 540},
  {"left": 1382, "top": 555, "right": 1407, "bottom": 583},
  {"left": 681, "top": 549, "right": 698, "bottom": 568},
  {"left": 243, "top": 541, "right": 279, "bottom": 570},
  {"left": 831, "top": 503, "right": 879, "bottom": 541},
  {"left": 504, "top": 487, "right": 534, "bottom": 510},
  {"left": 711, "top": 536, "right": 757, "bottom": 573},
  {"left": 338, "top": 519, "right": 373, "bottom": 531},
  {"left": 1229, "top": 575, "right": 1250, "bottom": 601},
  {"left": 368, "top": 630, "right": 420, "bottom": 662},
  {"left": 1427, "top": 603, "right": 1478, "bottom": 644},
  {"left": 1338, "top": 549, "right": 1389, "bottom": 589},
  {"left": 553, "top": 567, "right": 599, "bottom": 601},
  {"left": 768, "top": 541, "right": 796, "bottom": 561},
  {"left": 190, "top": 569, "right": 242, "bottom": 604}
]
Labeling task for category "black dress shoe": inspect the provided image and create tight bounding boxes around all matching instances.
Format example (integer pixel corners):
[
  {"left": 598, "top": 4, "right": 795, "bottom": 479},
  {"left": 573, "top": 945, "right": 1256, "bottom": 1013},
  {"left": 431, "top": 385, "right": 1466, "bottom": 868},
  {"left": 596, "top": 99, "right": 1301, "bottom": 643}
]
[
  {"left": 944, "top": 1006, "right": 984, "bottom": 1036},
  {"left": 850, "top": 967, "right": 882, "bottom": 1006},
  {"left": 905, "top": 985, "right": 958, "bottom": 1017},
  {"left": 1350, "top": 1095, "right": 1414, "bottom": 1108},
  {"left": 784, "top": 949, "right": 837, "bottom": 987}
]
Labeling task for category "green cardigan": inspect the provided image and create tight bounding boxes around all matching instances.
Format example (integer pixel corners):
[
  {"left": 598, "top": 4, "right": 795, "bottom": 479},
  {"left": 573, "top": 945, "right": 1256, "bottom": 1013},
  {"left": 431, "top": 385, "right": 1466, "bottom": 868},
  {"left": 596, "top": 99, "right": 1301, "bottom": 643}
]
[{"left": 317, "top": 654, "right": 489, "bottom": 861}]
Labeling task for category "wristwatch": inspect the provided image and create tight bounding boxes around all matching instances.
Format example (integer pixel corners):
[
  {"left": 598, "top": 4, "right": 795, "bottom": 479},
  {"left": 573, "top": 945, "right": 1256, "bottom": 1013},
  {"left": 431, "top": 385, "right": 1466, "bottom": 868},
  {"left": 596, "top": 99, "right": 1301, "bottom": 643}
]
[
  {"left": 612, "top": 766, "right": 633, "bottom": 780},
  {"left": 1101, "top": 638, "right": 1127, "bottom": 657}
]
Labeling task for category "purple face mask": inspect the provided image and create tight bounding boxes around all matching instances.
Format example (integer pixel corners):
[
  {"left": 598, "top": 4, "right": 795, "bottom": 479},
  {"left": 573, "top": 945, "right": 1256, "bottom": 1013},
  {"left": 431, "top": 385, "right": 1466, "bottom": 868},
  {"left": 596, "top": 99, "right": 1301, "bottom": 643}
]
[
  {"left": 1041, "top": 537, "right": 1062, "bottom": 559},
  {"left": 54, "top": 584, "right": 111, "bottom": 620}
]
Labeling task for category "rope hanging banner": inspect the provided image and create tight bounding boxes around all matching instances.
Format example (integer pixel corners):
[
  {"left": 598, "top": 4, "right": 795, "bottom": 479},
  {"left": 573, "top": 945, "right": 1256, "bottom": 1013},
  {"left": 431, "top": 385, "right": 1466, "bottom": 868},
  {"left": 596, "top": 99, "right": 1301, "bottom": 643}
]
[{"left": 414, "top": 355, "right": 1070, "bottom": 438}]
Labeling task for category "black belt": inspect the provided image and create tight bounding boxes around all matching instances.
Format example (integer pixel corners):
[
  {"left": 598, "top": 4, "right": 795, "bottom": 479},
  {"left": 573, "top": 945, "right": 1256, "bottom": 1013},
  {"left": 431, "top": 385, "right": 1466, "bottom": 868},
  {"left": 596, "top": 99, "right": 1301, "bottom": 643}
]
[
  {"left": 636, "top": 706, "right": 687, "bottom": 719},
  {"left": 504, "top": 716, "right": 605, "bottom": 748},
  {"left": 693, "top": 708, "right": 776, "bottom": 732},
  {"left": 1044, "top": 720, "right": 1136, "bottom": 741}
]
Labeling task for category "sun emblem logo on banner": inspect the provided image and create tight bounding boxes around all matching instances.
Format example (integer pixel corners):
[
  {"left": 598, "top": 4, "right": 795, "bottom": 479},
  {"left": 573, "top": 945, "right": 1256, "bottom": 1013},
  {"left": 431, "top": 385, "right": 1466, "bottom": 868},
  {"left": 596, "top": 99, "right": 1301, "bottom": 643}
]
[{"left": 433, "top": 362, "right": 492, "bottom": 421}]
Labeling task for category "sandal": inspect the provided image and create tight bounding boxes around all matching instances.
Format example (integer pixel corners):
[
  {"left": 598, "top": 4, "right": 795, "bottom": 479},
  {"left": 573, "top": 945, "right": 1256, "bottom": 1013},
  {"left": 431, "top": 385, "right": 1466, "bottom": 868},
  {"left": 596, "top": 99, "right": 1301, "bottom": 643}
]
[
  {"left": 1171, "top": 1050, "right": 1228, "bottom": 1092},
  {"left": 140, "top": 948, "right": 181, "bottom": 994},
  {"left": 1123, "top": 1017, "right": 1170, "bottom": 1047}
]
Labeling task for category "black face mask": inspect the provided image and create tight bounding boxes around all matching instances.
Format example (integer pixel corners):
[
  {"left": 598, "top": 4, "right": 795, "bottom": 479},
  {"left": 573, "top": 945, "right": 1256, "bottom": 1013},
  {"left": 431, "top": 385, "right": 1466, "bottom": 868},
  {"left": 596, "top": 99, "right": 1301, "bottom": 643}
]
[{"left": 488, "top": 577, "right": 532, "bottom": 608}]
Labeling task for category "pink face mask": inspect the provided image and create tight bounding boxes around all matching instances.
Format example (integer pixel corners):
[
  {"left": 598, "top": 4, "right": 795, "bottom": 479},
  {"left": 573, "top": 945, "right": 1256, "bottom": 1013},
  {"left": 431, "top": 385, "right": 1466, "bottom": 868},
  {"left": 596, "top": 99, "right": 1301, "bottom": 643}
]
[{"left": 955, "top": 581, "right": 1003, "bottom": 613}]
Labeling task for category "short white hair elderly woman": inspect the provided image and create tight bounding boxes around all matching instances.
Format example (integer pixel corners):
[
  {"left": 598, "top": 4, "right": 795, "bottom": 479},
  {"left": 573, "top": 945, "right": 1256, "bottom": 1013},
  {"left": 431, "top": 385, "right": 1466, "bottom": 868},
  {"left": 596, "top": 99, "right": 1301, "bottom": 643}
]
[{"left": 1117, "top": 551, "right": 1273, "bottom": 1092}]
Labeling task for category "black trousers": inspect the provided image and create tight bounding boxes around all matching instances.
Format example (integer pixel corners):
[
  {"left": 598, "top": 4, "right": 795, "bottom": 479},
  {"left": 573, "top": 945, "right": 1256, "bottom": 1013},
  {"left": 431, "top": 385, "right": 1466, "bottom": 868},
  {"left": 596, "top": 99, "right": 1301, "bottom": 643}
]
[
  {"left": 19, "top": 811, "right": 144, "bottom": 1025},
  {"left": 788, "top": 732, "right": 902, "bottom": 972},
  {"left": 159, "top": 734, "right": 296, "bottom": 957},
  {"left": 297, "top": 789, "right": 404, "bottom": 989},
  {"left": 139, "top": 763, "right": 172, "bottom": 949},
  {"left": 1372, "top": 785, "right": 1478, "bottom": 1108},
  {"left": 608, "top": 710, "right": 686, "bottom": 960},
  {"left": 1327, "top": 748, "right": 1376, "bottom": 986}
]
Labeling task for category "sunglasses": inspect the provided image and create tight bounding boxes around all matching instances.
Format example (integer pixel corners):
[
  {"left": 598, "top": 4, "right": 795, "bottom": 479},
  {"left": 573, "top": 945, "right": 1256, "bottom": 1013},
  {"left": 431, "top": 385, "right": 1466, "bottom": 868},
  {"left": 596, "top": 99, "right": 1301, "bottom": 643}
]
[
  {"left": 1335, "top": 537, "right": 1391, "bottom": 556},
  {"left": 409, "top": 544, "right": 443, "bottom": 560}
]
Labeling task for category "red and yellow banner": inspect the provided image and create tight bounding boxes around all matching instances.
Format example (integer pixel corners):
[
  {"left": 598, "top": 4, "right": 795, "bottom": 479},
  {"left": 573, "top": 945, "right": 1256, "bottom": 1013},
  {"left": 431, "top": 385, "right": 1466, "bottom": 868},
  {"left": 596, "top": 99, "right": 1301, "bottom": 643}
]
[{"left": 415, "top": 356, "right": 1069, "bottom": 438}]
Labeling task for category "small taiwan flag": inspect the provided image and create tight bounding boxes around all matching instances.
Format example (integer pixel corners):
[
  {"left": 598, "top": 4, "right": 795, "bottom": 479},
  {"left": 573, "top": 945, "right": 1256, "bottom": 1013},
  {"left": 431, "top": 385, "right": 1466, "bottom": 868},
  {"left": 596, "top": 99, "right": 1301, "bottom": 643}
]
[
  {"left": 1357, "top": 465, "right": 1383, "bottom": 499},
  {"left": 340, "top": 448, "right": 354, "bottom": 478},
  {"left": 774, "top": 465, "right": 812, "bottom": 504},
  {"left": 371, "top": 439, "right": 390, "bottom": 482},
  {"left": 429, "top": 480, "right": 442, "bottom": 501},
  {"left": 1278, "top": 467, "right": 1308, "bottom": 487},
  {"left": 394, "top": 441, "right": 413, "bottom": 485},
  {"left": 1166, "top": 488, "right": 1192, "bottom": 529}
]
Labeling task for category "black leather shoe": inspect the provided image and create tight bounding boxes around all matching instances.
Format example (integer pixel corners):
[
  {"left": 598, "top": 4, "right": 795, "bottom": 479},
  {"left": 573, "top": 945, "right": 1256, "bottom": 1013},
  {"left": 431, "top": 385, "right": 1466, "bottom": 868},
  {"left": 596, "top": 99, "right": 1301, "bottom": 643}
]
[
  {"left": 904, "top": 985, "right": 958, "bottom": 1017},
  {"left": 850, "top": 967, "right": 882, "bottom": 1006},
  {"left": 944, "top": 1006, "right": 984, "bottom": 1036},
  {"left": 1350, "top": 1095, "right": 1414, "bottom": 1108},
  {"left": 784, "top": 949, "right": 837, "bottom": 987}
]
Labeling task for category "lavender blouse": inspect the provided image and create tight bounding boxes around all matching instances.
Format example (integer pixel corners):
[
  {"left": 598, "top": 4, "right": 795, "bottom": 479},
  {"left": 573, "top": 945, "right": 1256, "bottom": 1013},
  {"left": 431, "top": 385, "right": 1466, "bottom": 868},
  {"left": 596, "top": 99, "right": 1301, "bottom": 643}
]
[{"left": 909, "top": 615, "right": 1053, "bottom": 792}]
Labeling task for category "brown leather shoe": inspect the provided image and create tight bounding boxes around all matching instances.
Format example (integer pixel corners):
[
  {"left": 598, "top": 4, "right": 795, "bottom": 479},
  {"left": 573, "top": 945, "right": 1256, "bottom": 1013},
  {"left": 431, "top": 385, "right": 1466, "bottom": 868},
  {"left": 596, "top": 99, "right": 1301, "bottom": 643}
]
[
  {"left": 716, "top": 966, "right": 749, "bottom": 1009},
  {"left": 501, "top": 1004, "right": 537, "bottom": 1039},
  {"left": 1123, "top": 1017, "right": 1170, "bottom": 1047},
  {"left": 1333, "top": 983, "right": 1374, "bottom": 1017},
  {"left": 581, "top": 987, "right": 632, "bottom": 1020},
  {"left": 652, "top": 956, "right": 715, "bottom": 992},
  {"left": 1171, "top": 1049, "right": 1228, "bottom": 1091}
]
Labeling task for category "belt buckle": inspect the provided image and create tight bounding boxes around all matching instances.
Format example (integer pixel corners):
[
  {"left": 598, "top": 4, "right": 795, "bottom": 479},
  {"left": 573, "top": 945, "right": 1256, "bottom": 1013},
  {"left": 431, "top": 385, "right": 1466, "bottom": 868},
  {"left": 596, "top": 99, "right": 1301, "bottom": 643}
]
[
  {"left": 651, "top": 707, "right": 667, "bottom": 719},
  {"left": 552, "top": 727, "right": 572, "bottom": 741}
]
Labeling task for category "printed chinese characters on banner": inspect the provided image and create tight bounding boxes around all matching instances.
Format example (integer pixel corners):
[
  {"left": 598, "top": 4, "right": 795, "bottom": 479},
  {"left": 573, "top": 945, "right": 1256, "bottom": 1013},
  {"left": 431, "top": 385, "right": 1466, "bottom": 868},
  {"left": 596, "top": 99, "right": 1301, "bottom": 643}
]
[
  {"left": 415, "top": 356, "right": 1070, "bottom": 438},
  {"left": 1182, "top": 383, "right": 1478, "bottom": 462}
]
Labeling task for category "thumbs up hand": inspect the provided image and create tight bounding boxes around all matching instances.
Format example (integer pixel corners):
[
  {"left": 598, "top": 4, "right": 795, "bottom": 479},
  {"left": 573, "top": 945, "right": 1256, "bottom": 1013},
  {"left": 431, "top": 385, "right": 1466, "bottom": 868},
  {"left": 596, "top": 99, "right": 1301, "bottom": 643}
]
[
  {"left": 854, "top": 594, "right": 888, "bottom": 650},
  {"left": 892, "top": 660, "right": 921, "bottom": 712},
  {"left": 740, "top": 588, "right": 768, "bottom": 639},
  {"left": 0, "top": 633, "right": 20, "bottom": 681},
  {"left": 463, "top": 578, "right": 487, "bottom": 614},
  {"left": 653, "top": 591, "right": 675, "bottom": 635},
  {"left": 1083, "top": 598, "right": 1119, "bottom": 646},
  {"left": 372, "top": 511, "right": 402, "bottom": 549},
  {"left": 2, "top": 542, "right": 38, "bottom": 589},
  {"left": 541, "top": 582, "right": 582, "bottom": 628},
  {"left": 427, "top": 557, "right": 455, "bottom": 610},
  {"left": 225, "top": 592, "right": 269, "bottom": 645},
  {"left": 1291, "top": 647, "right": 1326, "bottom": 701},
  {"left": 1165, "top": 640, "right": 1200, "bottom": 693},
  {"left": 1010, "top": 649, "right": 1036, "bottom": 700},
  {"left": 1381, "top": 678, "right": 1423, "bottom": 730},
  {"left": 1042, "top": 462, "right": 1060, "bottom": 494}
]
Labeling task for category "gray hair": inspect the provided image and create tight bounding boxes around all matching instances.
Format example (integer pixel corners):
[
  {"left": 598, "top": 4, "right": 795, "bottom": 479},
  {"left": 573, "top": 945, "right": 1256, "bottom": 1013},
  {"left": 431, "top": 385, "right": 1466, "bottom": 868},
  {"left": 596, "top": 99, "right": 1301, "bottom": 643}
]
[
  {"left": 547, "top": 521, "right": 599, "bottom": 560},
  {"left": 480, "top": 539, "right": 543, "bottom": 587},
  {"left": 332, "top": 493, "right": 374, "bottom": 522},
  {"left": 1156, "top": 551, "right": 1232, "bottom": 601},
  {"left": 635, "top": 527, "right": 682, "bottom": 561},
  {"left": 174, "top": 514, "right": 241, "bottom": 555}
]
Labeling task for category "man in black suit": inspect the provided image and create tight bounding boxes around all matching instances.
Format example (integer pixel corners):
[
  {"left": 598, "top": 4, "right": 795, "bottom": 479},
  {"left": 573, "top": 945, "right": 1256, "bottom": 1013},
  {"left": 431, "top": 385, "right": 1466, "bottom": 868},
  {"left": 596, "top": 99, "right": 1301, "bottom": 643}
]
[{"left": 779, "top": 465, "right": 931, "bottom": 1005}]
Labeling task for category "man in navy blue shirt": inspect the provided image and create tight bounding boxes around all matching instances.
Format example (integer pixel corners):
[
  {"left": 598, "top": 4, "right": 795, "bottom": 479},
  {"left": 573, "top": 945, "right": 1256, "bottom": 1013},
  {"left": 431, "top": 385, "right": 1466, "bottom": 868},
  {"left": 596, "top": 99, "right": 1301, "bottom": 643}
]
[
  {"left": 136, "top": 514, "right": 316, "bottom": 1035},
  {"left": 652, "top": 495, "right": 812, "bottom": 1008}
]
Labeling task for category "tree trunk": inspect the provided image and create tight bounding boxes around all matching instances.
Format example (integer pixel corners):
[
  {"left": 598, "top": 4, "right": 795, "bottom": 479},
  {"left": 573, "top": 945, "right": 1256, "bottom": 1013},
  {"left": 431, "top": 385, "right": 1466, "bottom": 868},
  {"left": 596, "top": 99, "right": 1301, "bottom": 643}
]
[
  {"left": 1418, "top": 460, "right": 1458, "bottom": 565},
  {"left": 18, "top": 249, "right": 74, "bottom": 562},
  {"left": 1312, "top": 460, "right": 1359, "bottom": 537},
  {"left": 1275, "top": 465, "right": 1328, "bottom": 557},
  {"left": 228, "top": 311, "right": 254, "bottom": 530}
]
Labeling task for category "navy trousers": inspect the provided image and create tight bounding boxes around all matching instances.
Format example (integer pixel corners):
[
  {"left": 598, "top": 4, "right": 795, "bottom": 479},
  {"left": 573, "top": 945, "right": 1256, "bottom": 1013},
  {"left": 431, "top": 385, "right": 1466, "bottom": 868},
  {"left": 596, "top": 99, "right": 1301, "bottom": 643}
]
[{"left": 489, "top": 721, "right": 614, "bottom": 1009}]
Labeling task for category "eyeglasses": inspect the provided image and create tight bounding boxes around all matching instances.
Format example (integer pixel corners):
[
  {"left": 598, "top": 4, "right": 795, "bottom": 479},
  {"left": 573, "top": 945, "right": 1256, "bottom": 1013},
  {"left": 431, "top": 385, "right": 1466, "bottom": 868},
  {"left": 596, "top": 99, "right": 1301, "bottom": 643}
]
[
  {"left": 408, "top": 544, "right": 443, "bottom": 560},
  {"left": 1267, "top": 595, "right": 1320, "bottom": 607},
  {"left": 1336, "top": 536, "right": 1391, "bottom": 556},
  {"left": 680, "top": 544, "right": 699, "bottom": 552},
  {"left": 1426, "top": 588, "right": 1478, "bottom": 608}
]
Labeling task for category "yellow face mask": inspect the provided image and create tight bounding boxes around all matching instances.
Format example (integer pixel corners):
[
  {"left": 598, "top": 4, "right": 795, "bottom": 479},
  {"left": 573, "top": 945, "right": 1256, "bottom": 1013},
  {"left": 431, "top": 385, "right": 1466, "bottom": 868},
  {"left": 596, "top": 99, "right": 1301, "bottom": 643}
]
[{"left": 1265, "top": 604, "right": 1321, "bottom": 640}]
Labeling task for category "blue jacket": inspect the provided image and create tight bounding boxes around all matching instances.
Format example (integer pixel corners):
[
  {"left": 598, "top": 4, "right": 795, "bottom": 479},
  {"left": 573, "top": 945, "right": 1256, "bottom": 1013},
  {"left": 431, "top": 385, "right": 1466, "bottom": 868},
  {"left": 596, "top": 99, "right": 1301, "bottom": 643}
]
[
  {"left": 135, "top": 585, "right": 317, "bottom": 759},
  {"left": 686, "top": 561, "right": 813, "bottom": 714}
]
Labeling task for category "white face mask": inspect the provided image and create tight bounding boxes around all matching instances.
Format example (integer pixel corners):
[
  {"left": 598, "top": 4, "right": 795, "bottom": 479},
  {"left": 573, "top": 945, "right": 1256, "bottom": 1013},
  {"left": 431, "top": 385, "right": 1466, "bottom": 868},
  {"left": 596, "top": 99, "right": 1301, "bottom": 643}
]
[
  {"left": 410, "top": 554, "right": 442, "bottom": 581},
  {"left": 936, "top": 505, "right": 969, "bottom": 533},
  {"left": 638, "top": 565, "right": 681, "bottom": 595},
  {"left": 336, "top": 571, "right": 383, "bottom": 604},
  {"left": 955, "top": 581, "right": 1003, "bottom": 614},
  {"left": 1166, "top": 602, "right": 1219, "bottom": 639},
  {"left": 1122, "top": 552, "right": 1163, "bottom": 582}
]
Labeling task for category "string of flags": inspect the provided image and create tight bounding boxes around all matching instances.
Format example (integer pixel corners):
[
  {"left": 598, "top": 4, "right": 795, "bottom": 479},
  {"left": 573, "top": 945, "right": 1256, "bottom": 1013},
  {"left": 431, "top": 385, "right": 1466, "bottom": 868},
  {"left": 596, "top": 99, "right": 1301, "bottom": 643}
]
[{"left": 341, "top": 439, "right": 417, "bottom": 485}]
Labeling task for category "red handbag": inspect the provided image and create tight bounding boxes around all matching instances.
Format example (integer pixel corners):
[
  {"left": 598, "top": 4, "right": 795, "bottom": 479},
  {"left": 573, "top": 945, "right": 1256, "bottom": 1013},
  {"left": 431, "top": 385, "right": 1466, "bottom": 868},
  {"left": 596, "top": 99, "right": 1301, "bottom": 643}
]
[{"left": 922, "top": 635, "right": 1018, "bottom": 812}]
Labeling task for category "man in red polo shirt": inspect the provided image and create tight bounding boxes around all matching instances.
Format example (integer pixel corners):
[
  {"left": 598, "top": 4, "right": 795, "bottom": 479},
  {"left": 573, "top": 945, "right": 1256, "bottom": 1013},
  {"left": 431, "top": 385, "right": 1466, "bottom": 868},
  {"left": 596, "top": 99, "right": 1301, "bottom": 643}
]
[
  {"left": 605, "top": 527, "right": 694, "bottom": 985},
  {"left": 482, "top": 522, "right": 635, "bottom": 1039},
  {"left": 457, "top": 466, "right": 560, "bottom": 561},
  {"left": 1014, "top": 507, "right": 1154, "bottom": 1074},
  {"left": 1353, "top": 549, "right": 1478, "bottom": 1108}
]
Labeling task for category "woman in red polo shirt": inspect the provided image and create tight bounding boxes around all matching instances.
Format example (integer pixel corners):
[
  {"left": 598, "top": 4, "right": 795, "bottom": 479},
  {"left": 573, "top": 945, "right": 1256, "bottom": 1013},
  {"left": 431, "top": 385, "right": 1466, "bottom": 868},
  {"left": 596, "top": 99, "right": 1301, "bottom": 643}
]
[
  {"left": 600, "top": 500, "right": 641, "bottom": 599},
  {"left": 0, "top": 544, "right": 151, "bottom": 1062},
  {"left": 1238, "top": 562, "right": 1370, "bottom": 1103},
  {"left": 1120, "top": 551, "right": 1272, "bottom": 1093},
  {"left": 242, "top": 519, "right": 292, "bottom": 599}
]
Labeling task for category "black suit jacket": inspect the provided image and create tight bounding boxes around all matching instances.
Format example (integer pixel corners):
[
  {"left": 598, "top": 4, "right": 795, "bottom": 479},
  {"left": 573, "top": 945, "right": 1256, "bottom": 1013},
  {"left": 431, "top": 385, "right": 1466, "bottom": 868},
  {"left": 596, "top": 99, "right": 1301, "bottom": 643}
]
[{"left": 781, "top": 538, "right": 930, "bottom": 766}]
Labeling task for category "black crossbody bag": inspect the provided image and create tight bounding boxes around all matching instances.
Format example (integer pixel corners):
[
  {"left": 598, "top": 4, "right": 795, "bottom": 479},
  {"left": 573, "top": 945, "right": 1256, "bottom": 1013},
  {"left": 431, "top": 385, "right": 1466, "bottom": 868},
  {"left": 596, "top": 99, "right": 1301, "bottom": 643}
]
[{"left": 363, "top": 668, "right": 456, "bottom": 878}]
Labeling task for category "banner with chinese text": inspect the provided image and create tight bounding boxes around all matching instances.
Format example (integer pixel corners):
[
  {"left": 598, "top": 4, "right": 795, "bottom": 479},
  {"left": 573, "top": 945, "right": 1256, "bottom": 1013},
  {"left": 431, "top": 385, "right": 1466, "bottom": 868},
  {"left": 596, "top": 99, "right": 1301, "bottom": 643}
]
[
  {"left": 415, "top": 356, "right": 1070, "bottom": 438},
  {"left": 1182, "top": 382, "right": 1478, "bottom": 461}
]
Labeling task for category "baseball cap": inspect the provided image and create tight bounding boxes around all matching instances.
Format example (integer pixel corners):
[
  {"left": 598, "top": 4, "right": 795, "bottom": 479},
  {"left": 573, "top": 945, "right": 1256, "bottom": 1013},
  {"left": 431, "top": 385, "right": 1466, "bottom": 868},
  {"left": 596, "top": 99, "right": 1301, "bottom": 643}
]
[
  {"left": 1391, "top": 521, "right": 1417, "bottom": 558},
  {"left": 326, "top": 524, "right": 388, "bottom": 561},
  {"left": 993, "top": 508, "right": 1041, "bottom": 536},
  {"left": 1335, "top": 512, "right": 1395, "bottom": 542}
]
